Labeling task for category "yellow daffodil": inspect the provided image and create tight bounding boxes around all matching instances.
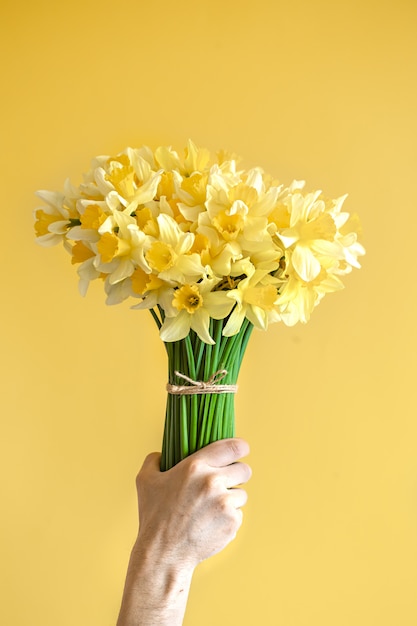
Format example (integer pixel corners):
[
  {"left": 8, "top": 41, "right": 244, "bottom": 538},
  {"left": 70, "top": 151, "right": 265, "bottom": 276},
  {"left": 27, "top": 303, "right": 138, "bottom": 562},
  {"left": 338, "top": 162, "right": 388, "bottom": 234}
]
[
  {"left": 33, "top": 141, "right": 367, "bottom": 472},
  {"left": 96, "top": 211, "right": 150, "bottom": 285},
  {"left": 155, "top": 139, "right": 211, "bottom": 177},
  {"left": 144, "top": 213, "right": 206, "bottom": 285},
  {"left": 223, "top": 263, "right": 279, "bottom": 336},
  {"left": 276, "top": 191, "right": 364, "bottom": 285},
  {"left": 35, "top": 141, "right": 365, "bottom": 342},
  {"left": 34, "top": 188, "right": 78, "bottom": 246},
  {"left": 159, "top": 277, "right": 234, "bottom": 344},
  {"left": 275, "top": 267, "right": 344, "bottom": 325}
]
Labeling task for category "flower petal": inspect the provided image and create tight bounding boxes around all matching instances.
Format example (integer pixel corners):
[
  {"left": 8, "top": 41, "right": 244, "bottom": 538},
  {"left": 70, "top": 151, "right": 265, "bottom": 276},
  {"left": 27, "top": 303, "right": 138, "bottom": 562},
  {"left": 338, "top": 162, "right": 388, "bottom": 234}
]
[
  {"left": 190, "top": 309, "right": 215, "bottom": 344},
  {"left": 291, "top": 246, "right": 321, "bottom": 282},
  {"left": 222, "top": 304, "right": 246, "bottom": 336},
  {"left": 160, "top": 311, "right": 191, "bottom": 342}
]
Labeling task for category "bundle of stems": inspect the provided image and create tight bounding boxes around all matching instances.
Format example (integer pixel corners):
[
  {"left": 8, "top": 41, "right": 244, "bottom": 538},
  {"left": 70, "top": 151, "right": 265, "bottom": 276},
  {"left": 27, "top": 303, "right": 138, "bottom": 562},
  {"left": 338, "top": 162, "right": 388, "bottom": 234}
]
[{"left": 150, "top": 308, "right": 253, "bottom": 471}]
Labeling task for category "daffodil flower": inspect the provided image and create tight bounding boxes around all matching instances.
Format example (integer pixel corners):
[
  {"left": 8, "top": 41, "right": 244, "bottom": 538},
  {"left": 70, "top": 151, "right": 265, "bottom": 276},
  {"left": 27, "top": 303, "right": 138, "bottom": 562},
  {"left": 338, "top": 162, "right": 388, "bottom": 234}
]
[
  {"left": 223, "top": 264, "right": 279, "bottom": 336},
  {"left": 35, "top": 141, "right": 365, "bottom": 336},
  {"left": 34, "top": 185, "right": 78, "bottom": 246},
  {"left": 275, "top": 267, "right": 344, "bottom": 325},
  {"left": 155, "top": 139, "right": 211, "bottom": 177},
  {"left": 277, "top": 191, "right": 349, "bottom": 283},
  {"left": 159, "top": 277, "right": 234, "bottom": 344},
  {"left": 144, "top": 213, "right": 206, "bottom": 285}
]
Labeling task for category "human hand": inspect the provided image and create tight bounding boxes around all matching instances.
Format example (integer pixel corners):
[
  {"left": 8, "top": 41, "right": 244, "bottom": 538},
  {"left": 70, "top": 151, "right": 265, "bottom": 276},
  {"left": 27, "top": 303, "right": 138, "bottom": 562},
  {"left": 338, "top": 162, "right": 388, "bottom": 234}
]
[
  {"left": 135, "top": 437, "right": 251, "bottom": 569},
  {"left": 117, "top": 438, "right": 251, "bottom": 626}
]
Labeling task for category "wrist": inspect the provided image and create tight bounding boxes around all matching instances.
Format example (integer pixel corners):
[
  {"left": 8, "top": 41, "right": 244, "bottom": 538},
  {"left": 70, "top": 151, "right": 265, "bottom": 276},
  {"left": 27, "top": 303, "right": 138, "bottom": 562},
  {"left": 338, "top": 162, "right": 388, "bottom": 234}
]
[
  {"left": 131, "top": 535, "right": 195, "bottom": 600},
  {"left": 117, "top": 535, "right": 195, "bottom": 626}
]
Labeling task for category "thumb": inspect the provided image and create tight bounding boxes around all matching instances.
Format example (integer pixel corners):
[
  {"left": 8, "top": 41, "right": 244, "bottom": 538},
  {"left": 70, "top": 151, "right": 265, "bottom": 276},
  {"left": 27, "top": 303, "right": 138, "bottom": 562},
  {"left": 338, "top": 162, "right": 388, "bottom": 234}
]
[{"left": 191, "top": 438, "right": 250, "bottom": 468}]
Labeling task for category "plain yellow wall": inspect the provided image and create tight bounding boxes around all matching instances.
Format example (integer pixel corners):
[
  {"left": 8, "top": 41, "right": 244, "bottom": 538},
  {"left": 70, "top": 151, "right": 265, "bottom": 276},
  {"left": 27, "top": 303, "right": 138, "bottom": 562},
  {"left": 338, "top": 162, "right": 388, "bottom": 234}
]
[{"left": 1, "top": 1, "right": 417, "bottom": 624}]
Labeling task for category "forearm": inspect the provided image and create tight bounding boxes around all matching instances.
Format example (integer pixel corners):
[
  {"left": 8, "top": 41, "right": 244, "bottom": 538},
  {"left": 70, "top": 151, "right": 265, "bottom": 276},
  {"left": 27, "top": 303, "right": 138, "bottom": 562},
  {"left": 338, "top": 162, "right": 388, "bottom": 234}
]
[
  {"left": 117, "top": 440, "right": 251, "bottom": 625},
  {"left": 116, "top": 538, "right": 194, "bottom": 626}
]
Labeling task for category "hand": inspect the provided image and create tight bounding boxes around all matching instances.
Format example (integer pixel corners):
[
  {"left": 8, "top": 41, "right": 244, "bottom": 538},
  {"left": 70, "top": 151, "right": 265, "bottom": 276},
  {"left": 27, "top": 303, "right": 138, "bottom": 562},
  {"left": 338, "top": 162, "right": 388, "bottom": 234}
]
[
  {"left": 137, "top": 437, "right": 252, "bottom": 568},
  {"left": 117, "top": 438, "right": 251, "bottom": 626}
]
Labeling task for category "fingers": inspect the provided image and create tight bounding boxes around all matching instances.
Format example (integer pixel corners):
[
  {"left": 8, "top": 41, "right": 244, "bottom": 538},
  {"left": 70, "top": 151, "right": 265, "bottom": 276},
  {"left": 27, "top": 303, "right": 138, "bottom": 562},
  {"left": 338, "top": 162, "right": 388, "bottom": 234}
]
[
  {"left": 140, "top": 452, "right": 161, "bottom": 471},
  {"left": 221, "top": 461, "right": 252, "bottom": 489},
  {"left": 136, "top": 452, "right": 161, "bottom": 488},
  {"left": 194, "top": 438, "right": 250, "bottom": 468},
  {"left": 226, "top": 486, "right": 248, "bottom": 509},
  {"left": 140, "top": 439, "right": 249, "bottom": 475},
  {"left": 137, "top": 443, "right": 251, "bottom": 501}
]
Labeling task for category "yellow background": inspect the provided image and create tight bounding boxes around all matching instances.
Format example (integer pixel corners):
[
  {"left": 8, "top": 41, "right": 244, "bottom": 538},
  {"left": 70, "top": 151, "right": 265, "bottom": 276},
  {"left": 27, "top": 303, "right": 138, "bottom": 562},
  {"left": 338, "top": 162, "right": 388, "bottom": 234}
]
[{"left": 1, "top": 1, "right": 417, "bottom": 624}]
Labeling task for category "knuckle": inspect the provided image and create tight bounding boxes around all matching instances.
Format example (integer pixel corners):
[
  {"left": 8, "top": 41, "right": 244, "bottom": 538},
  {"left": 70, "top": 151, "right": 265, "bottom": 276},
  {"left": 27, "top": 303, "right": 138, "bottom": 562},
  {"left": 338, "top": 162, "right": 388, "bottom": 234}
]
[
  {"left": 217, "top": 493, "right": 230, "bottom": 514},
  {"left": 135, "top": 452, "right": 159, "bottom": 492},
  {"left": 223, "top": 507, "right": 242, "bottom": 538},
  {"left": 229, "top": 439, "right": 243, "bottom": 458},
  {"left": 185, "top": 457, "right": 202, "bottom": 479},
  {"left": 227, "top": 438, "right": 249, "bottom": 461},
  {"left": 201, "top": 472, "right": 220, "bottom": 495}
]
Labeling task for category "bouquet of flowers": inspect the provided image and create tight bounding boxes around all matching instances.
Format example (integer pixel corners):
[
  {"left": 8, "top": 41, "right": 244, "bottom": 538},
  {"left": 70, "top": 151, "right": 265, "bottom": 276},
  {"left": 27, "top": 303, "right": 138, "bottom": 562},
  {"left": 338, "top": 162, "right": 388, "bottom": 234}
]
[{"left": 34, "top": 140, "right": 365, "bottom": 469}]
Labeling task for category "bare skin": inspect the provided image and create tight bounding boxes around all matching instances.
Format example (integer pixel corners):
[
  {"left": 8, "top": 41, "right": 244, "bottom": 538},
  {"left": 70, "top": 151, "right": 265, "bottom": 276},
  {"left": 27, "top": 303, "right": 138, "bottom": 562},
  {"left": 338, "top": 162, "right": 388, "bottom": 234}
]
[{"left": 117, "top": 438, "right": 251, "bottom": 626}]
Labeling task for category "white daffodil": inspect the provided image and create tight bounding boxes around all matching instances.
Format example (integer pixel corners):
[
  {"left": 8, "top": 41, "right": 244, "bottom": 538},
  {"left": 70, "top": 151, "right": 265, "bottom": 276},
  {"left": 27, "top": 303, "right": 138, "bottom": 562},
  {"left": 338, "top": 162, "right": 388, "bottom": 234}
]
[{"left": 159, "top": 276, "right": 234, "bottom": 344}]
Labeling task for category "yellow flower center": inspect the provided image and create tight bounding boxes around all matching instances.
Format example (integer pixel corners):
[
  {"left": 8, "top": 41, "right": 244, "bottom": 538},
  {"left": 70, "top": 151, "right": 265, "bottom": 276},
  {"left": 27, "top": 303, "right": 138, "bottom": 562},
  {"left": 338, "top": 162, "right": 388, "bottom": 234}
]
[
  {"left": 80, "top": 205, "right": 107, "bottom": 230},
  {"left": 212, "top": 211, "right": 244, "bottom": 241},
  {"left": 71, "top": 241, "right": 95, "bottom": 264},
  {"left": 97, "top": 232, "right": 130, "bottom": 263},
  {"left": 181, "top": 172, "right": 208, "bottom": 204},
  {"left": 190, "top": 233, "right": 211, "bottom": 265},
  {"left": 136, "top": 207, "right": 159, "bottom": 237},
  {"left": 146, "top": 242, "right": 176, "bottom": 272},
  {"left": 229, "top": 183, "right": 257, "bottom": 207},
  {"left": 105, "top": 155, "right": 136, "bottom": 198},
  {"left": 173, "top": 284, "right": 203, "bottom": 314},
  {"left": 131, "top": 267, "right": 163, "bottom": 295},
  {"left": 183, "top": 145, "right": 210, "bottom": 174},
  {"left": 299, "top": 213, "right": 336, "bottom": 241},
  {"left": 169, "top": 199, "right": 188, "bottom": 226},
  {"left": 157, "top": 171, "right": 176, "bottom": 199},
  {"left": 191, "top": 233, "right": 210, "bottom": 255},
  {"left": 34, "top": 210, "right": 62, "bottom": 237},
  {"left": 268, "top": 204, "right": 291, "bottom": 229},
  {"left": 245, "top": 285, "right": 277, "bottom": 310}
]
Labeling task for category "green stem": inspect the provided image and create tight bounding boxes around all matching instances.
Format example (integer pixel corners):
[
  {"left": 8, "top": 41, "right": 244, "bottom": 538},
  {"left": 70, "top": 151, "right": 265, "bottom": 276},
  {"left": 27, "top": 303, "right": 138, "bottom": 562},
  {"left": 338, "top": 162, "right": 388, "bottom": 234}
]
[
  {"left": 149, "top": 307, "right": 162, "bottom": 329},
  {"left": 161, "top": 318, "right": 253, "bottom": 470}
]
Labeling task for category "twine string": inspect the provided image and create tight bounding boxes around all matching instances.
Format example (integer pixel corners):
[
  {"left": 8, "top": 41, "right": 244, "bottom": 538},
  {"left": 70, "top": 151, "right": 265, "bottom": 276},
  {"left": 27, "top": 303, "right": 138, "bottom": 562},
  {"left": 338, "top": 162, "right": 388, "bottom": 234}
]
[{"left": 166, "top": 369, "right": 238, "bottom": 395}]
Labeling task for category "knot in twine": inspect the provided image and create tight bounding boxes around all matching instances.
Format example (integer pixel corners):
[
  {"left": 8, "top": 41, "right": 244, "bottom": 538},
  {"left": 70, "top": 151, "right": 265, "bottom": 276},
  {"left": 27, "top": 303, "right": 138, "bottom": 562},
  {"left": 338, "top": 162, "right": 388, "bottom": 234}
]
[{"left": 166, "top": 369, "right": 238, "bottom": 395}]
